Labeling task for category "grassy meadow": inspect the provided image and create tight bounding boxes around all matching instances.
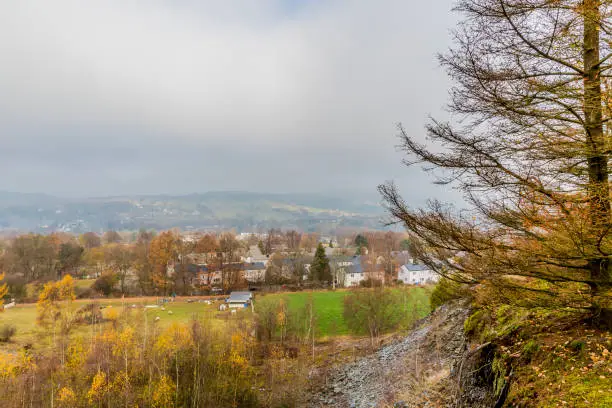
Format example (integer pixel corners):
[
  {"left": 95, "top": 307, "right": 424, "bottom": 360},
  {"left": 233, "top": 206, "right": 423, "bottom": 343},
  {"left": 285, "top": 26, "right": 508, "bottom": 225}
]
[
  {"left": 1, "top": 287, "right": 432, "bottom": 352},
  {"left": 262, "top": 286, "right": 431, "bottom": 337},
  {"left": 0, "top": 297, "right": 229, "bottom": 352}
]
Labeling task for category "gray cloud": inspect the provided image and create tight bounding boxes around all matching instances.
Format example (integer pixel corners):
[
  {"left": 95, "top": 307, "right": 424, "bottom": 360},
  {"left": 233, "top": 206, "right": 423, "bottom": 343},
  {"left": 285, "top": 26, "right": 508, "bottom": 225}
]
[{"left": 0, "top": 0, "right": 457, "bottom": 201}]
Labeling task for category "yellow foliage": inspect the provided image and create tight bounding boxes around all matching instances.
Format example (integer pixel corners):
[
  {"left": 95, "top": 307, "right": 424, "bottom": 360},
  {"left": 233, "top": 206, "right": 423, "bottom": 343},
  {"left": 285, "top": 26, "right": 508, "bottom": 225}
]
[
  {"left": 113, "top": 326, "right": 136, "bottom": 358},
  {"left": 0, "top": 273, "right": 7, "bottom": 311},
  {"left": 36, "top": 275, "right": 75, "bottom": 326},
  {"left": 105, "top": 308, "right": 119, "bottom": 321},
  {"left": 154, "top": 322, "right": 192, "bottom": 355},
  {"left": 110, "top": 370, "right": 131, "bottom": 394},
  {"left": 87, "top": 370, "right": 108, "bottom": 404},
  {"left": 58, "top": 275, "right": 75, "bottom": 300},
  {"left": 152, "top": 375, "right": 175, "bottom": 408},
  {"left": 66, "top": 337, "right": 86, "bottom": 369},
  {"left": 0, "top": 354, "right": 18, "bottom": 379},
  {"left": 57, "top": 386, "right": 76, "bottom": 406},
  {"left": 229, "top": 333, "right": 249, "bottom": 369}
]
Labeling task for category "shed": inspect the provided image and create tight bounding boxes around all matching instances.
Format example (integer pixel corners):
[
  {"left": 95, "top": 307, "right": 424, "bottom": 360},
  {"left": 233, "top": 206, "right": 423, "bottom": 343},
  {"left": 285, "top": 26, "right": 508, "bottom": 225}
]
[{"left": 227, "top": 291, "right": 252, "bottom": 309}]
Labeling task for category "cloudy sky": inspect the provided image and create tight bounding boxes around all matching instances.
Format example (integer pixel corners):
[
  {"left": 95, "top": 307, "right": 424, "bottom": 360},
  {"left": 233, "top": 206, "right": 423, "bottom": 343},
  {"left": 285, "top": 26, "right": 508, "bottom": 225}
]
[{"left": 0, "top": 0, "right": 457, "bottom": 201}]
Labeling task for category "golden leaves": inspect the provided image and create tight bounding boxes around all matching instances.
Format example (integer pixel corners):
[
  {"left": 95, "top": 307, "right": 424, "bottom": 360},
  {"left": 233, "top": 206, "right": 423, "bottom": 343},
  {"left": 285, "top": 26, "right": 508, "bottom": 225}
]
[{"left": 0, "top": 273, "right": 7, "bottom": 311}]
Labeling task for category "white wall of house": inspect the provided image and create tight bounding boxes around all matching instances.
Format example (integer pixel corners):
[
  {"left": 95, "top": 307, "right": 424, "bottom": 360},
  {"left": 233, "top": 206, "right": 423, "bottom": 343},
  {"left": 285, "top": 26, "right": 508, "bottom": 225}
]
[
  {"left": 345, "top": 272, "right": 365, "bottom": 287},
  {"left": 398, "top": 265, "right": 439, "bottom": 285}
]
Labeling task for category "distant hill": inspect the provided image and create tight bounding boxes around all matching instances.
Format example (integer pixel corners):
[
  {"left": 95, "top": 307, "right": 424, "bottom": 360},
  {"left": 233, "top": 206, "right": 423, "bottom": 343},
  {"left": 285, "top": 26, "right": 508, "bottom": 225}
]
[{"left": 0, "top": 191, "right": 385, "bottom": 234}]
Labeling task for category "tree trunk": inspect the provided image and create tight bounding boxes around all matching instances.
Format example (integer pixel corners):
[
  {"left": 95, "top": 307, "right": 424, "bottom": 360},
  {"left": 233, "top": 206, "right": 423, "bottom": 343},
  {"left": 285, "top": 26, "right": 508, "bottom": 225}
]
[{"left": 583, "top": 0, "right": 611, "bottom": 328}]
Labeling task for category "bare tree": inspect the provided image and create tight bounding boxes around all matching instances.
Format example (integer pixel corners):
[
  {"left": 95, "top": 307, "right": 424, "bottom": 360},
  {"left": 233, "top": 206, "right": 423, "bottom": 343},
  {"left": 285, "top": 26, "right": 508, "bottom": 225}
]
[
  {"left": 380, "top": 0, "right": 612, "bottom": 326},
  {"left": 285, "top": 230, "right": 302, "bottom": 254}
]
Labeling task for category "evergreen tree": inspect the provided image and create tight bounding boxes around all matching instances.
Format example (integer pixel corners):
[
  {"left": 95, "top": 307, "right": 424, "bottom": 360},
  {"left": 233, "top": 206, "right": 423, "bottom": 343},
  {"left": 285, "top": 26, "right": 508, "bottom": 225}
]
[
  {"left": 380, "top": 0, "right": 612, "bottom": 325},
  {"left": 310, "top": 243, "right": 331, "bottom": 282},
  {"left": 354, "top": 234, "right": 368, "bottom": 256}
]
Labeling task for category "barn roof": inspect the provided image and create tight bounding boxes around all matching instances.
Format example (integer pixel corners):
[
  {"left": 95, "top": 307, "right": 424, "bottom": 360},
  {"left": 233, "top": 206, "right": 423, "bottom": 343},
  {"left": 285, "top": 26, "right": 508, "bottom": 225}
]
[{"left": 227, "top": 291, "right": 252, "bottom": 303}]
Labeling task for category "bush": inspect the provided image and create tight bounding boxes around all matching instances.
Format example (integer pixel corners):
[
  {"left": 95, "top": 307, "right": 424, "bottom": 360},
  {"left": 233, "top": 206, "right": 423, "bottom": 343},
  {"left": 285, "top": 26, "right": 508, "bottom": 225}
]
[
  {"left": 567, "top": 339, "right": 586, "bottom": 353},
  {"left": 343, "top": 288, "right": 402, "bottom": 344},
  {"left": 5, "top": 275, "right": 27, "bottom": 302},
  {"left": 0, "top": 324, "right": 16, "bottom": 342},
  {"left": 92, "top": 273, "right": 118, "bottom": 296},
  {"left": 359, "top": 278, "right": 383, "bottom": 288},
  {"left": 430, "top": 277, "right": 468, "bottom": 310},
  {"left": 74, "top": 303, "right": 103, "bottom": 325}
]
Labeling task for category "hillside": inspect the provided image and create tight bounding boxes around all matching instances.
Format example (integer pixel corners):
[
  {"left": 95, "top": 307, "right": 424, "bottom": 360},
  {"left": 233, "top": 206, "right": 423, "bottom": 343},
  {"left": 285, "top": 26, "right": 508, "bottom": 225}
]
[
  {"left": 312, "top": 299, "right": 612, "bottom": 408},
  {"left": 0, "top": 191, "right": 384, "bottom": 233}
]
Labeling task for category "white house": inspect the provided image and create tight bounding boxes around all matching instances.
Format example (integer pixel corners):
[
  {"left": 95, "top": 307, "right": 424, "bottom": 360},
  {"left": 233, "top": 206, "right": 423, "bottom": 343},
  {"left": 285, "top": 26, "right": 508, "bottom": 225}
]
[
  {"left": 244, "top": 262, "right": 266, "bottom": 283},
  {"left": 398, "top": 264, "right": 439, "bottom": 285},
  {"left": 343, "top": 256, "right": 366, "bottom": 287}
]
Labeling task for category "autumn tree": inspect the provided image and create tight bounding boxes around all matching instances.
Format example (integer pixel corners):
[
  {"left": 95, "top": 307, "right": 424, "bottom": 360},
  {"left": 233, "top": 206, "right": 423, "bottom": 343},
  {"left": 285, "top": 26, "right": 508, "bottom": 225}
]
[
  {"left": 4, "top": 234, "right": 58, "bottom": 281},
  {"left": 133, "top": 229, "right": 155, "bottom": 294},
  {"left": 263, "top": 228, "right": 282, "bottom": 255},
  {"left": 285, "top": 230, "right": 302, "bottom": 253},
  {"left": 265, "top": 253, "right": 285, "bottom": 285},
  {"left": 79, "top": 232, "right": 101, "bottom": 249},
  {"left": 57, "top": 242, "right": 84, "bottom": 277},
  {"left": 36, "top": 274, "right": 76, "bottom": 344},
  {"left": 174, "top": 238, "right": 195, "bottom": 295},
  {"left": 103, "top": 230, "right": 122, "bottom": 244},
  {"left": 299, "top": 233, "right": 319, "bottom": 253},
  {"left": 379, "top": 0, "right": 612, "bottom": 326},
  {"left": 193, "top": 234, "right": 218, "bottom": 287},
  {"left": 104, "top": 243, "right": 135, "bottom": 294},
  {"left": 0, "top": 273, "right": 7, "bottom": 310},
  {"left": 148, "top": 231, "right": 177, "bottom": 295},
  {"left": 218, "top": 232, "right": 242, "bottom": 290},
  {"left": 194, "top": 234, "right": 218, "bottom": 262},
  {"left": 83, "top": 245, "right": 106, "bottom": 278}
]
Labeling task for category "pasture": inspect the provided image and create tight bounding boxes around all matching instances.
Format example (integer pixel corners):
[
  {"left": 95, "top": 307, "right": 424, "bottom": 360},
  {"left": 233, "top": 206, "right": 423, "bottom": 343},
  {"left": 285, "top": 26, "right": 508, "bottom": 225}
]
[
  {"left": 262, "top": 286, "right": 431, "bottom": 337},
  {"left": 0, "top": 287, "right": 432, "bottom": 351},
  {"left": 0, "top": 296, "right": 231, "bottom": 352}
]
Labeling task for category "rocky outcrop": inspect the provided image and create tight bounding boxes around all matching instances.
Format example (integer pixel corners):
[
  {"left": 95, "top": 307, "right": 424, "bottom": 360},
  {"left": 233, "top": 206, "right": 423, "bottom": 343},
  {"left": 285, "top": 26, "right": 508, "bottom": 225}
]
[{"left": 309, "top": 300, "right": 501, "bottom": 408}]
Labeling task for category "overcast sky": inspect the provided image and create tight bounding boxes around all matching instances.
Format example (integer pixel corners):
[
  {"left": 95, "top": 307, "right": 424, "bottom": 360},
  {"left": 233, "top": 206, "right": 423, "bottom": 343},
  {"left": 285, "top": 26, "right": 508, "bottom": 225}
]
[{"left": 0, "top": 0, "right": 458, "bottom": 202}]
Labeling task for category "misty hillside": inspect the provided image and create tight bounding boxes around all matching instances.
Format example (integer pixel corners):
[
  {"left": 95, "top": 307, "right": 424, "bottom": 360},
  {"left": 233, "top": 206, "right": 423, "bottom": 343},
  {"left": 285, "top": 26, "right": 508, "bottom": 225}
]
[{"left": 0, "top": 191, "right": 384, "bottom": 233}]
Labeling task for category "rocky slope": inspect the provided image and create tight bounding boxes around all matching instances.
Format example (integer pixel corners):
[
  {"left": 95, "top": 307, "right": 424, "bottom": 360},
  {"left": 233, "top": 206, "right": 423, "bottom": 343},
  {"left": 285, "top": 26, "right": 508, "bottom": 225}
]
[{"left": 309, "top": 300, "right": 498, "bottom": 408}]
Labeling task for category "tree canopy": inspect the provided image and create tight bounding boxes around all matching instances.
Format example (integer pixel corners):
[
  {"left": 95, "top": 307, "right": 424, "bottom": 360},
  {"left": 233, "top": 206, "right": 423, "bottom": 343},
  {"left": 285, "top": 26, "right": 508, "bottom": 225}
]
[{"left": 380, "top": 0, "right": 612, "bottom": 326}]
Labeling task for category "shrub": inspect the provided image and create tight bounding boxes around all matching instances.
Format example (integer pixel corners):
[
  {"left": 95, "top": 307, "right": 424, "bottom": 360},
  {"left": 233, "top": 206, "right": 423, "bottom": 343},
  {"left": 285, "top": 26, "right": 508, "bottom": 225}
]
[
  {"left": 74, "top": 303, "right": 103, "bottom": 325},
  {"left": 343, "top": 288, "right": 402, "bottom": 345},
  {"left": 0, "top": 324, "right": 16, "bottom": 342},
  {"left": 430, "top": 277, "right": 470, "bottom": 310},
  {"left": 359, "top": 278, "right": 383, "bottom": 288},
  {"left": 567, "top": 339, "right": 586, "bottom": 353},
  {"left": 92, "top": 273, "right": 118, "bottom": 296}
]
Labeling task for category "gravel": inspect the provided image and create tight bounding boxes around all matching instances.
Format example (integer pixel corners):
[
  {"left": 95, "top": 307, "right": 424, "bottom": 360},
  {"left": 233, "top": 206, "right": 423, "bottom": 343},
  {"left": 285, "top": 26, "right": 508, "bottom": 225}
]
[{"left": 308, "top": 302, "right": 471, "bottom": 408}]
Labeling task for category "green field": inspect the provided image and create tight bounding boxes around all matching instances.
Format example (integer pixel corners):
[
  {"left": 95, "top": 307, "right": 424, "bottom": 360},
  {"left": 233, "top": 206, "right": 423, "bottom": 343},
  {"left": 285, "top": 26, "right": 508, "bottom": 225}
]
[
  {"left": 262, "top": 287, "right": 431, "bottom": 337},
  {"left": 1, "top": 288, "right": 432, "bottom": 351}
]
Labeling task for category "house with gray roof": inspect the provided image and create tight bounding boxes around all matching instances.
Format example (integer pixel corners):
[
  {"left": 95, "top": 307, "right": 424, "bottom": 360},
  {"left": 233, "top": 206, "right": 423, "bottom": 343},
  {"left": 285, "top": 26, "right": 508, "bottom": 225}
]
[
  {"left": 226, "top": 291, "right": 252, "bottom": 309},
  {"left": 398, "top": 263, "right": 439, "bottom": 285}
]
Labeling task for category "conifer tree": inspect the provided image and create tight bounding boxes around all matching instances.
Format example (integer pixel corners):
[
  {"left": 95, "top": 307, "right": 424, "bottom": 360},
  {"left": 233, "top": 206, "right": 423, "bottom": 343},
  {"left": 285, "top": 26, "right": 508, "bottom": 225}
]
[
  {"left": 380, "top": 0, "right": 612, "bottom": 326},
  {"left": 310, "top": 243, "right": 331, "bottom": 282}
]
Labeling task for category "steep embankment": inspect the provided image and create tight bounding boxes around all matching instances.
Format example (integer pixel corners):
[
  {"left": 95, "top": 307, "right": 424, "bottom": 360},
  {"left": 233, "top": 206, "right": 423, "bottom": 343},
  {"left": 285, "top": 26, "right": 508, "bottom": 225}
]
[
  {"left": 310, "top": 300, "right": 612, "bottom": 408},
  {"left": 310, "top": 300, "right": 481, "bottom": 408}
]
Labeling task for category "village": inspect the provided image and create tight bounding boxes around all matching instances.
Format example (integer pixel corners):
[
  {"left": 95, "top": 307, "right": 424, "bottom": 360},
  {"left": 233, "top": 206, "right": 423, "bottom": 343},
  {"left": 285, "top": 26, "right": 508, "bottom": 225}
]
[{"left": 165, "top": 232, "right": 439, "bottom": 294}]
